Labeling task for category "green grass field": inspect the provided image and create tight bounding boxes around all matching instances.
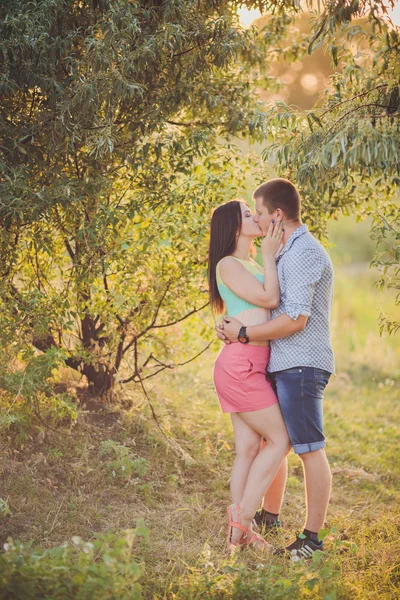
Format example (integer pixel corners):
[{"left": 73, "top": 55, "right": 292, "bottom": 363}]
[{"left": 1, "top": 216, "right": 399, "bottom": 599}]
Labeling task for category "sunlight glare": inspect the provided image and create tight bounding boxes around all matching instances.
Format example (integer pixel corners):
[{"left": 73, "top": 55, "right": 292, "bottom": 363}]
[
  {"left": 238, "top": 2, "right": 400, "bottom": 28},
  {"left": 237, "top": 6, "right": 263, "bottom": 28},
  {"left": 387, "top": 2, "right": 400, "bottom": 27}
]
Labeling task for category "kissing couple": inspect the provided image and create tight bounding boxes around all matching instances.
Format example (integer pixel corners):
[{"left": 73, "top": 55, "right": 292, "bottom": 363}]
[{"left": 208, "top": 178, "right": 334, "bottom": 560}]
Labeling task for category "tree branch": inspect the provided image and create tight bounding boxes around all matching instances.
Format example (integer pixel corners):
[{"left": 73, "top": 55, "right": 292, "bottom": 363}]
[
  {"left": 73, "top": 145, "right": 81, "bottom": 179},
  {"left": 375, "top": 210, "right": 398, "bottom": 232},
  {"left": 319, "top": 84, "right": 388, "bottom": 118},
  {"left": 0, "top": 230, "right": 19, "bottom": 278},
  {"left": 121, "top": 295, "right": 207, "bottom": 358},
  {"left": 166, "top": 120, "right": 215, "bottom": 127},
  {"left": 64, "top": 239, "right": 75, "bottom": 261},
  {"left": 172, "top": 40, "right": 207, "bottom": 58},
  {"left": 29, "top": 88, "right": 36, "bottom": 119},
  {"left": 324, "top": 103, "right": 397, "bottom": 138},
  {"left": 151, "top": 301, "right": 209, "bottom": 329},
  {"left": 135, "top": 368, "right": 196, "bottom": 464},
  {"left": 125, "top": 281, "right": 173, "bottom": 349},
  {"left": 121, "top": 340, "right": 214, "bottom": 384}
]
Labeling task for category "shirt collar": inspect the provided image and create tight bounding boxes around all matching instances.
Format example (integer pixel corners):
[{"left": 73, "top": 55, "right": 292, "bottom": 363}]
[{"left": 277, "top": 224, "right": 308, "bottom": 259}]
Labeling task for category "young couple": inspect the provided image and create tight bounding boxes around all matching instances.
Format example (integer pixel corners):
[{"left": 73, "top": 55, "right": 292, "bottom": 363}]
[{"left": 207, "top": 178, "right": 335, "bottom": 560}]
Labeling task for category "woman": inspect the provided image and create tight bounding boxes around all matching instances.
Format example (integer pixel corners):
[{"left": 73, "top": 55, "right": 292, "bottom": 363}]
[{"left": 208, "top": 200, "right": 291, "bottom": 552}]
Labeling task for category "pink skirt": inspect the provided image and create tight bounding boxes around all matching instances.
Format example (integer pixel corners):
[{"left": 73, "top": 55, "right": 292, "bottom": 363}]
[{"left": 213, "top": 343, "right": 278, "bottom": 413}]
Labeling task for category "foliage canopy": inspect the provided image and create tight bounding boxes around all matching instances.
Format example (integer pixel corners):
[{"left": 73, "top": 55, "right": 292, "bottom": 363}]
[
  {"left": 0, "top": 0, "right": 398, "bottom": 406},
  {"left": 260, "top": 0, "right": 400, "bottom": 334},
  {"left": 1, "top": 0, "right": 297, "bottom": 398}
]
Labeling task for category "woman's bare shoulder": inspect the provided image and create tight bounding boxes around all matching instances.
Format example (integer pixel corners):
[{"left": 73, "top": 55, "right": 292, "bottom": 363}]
[{"left": 218, "top": 256, "right": 244, "bottom": 273}]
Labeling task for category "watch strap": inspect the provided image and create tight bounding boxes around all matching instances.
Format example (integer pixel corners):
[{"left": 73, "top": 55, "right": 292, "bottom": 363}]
[{"left": 238, "top": 326, "right": 249, "bottom": 343}]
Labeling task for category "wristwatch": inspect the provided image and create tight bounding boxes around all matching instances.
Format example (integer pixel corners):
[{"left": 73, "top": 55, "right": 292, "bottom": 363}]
[{"left": 238, "top": 326, "right": 249, "bottom": 344}]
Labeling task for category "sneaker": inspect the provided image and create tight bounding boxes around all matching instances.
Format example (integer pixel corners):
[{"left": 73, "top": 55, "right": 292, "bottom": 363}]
[
  {"left": 275, "top": 533, "right": 324, "bottom": 562},
  {"left": 252, "top": 509, "right": 281, "bottom": 534}
]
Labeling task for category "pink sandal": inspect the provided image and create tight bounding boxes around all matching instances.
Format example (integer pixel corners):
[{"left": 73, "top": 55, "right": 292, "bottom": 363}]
[
  {"left": 227, "top": 504, "right": 248, "bottom": 553},
  {"left": 245, "top": 530, "right": 273, "bottom": 552},
  {"left": 227, "top": 504, "right": 273, "bottom": 554}
]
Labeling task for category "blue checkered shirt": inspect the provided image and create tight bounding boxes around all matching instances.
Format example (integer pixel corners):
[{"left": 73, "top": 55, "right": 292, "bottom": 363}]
[{"left": 268, "top": 225, "right": 335, "bottom": 374}]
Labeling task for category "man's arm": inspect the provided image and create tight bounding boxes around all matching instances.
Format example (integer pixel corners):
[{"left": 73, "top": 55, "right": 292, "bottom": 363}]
[
  {"left": 219, "top": 313, "right": 308, "bottom": 343},
  {"left": 217, "top": 247, "right": 324, "bottom": 343}
]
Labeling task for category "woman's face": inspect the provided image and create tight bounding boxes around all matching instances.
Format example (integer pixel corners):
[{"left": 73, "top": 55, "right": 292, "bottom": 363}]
[{"left": 238, "top": 202, "right": 262, "bottom": 239}]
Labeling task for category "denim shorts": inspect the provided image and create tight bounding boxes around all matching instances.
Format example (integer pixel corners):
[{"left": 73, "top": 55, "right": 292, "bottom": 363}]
[{"left": 271, "top": 367, "right": 331, "bottom": 455}]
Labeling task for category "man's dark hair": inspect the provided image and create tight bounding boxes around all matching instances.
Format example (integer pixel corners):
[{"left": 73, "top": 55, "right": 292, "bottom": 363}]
[{"left": 253, "top": 178, "right": 301, "bottom": 221}]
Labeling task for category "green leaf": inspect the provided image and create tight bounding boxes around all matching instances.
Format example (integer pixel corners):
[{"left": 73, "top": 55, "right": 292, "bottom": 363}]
[{"left": 318, "top": 528, "right": 330, "bottom": 540}]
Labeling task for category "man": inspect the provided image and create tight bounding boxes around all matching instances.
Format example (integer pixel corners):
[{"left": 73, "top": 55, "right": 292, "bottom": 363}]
[{"left": 217, "top": 178, "right": 335, "bottom": 561}]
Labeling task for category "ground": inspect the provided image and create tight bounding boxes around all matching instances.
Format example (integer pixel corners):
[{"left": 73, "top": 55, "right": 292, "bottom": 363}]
[{"left": 1, "top": 236, "right": 399, "bottom": 599}]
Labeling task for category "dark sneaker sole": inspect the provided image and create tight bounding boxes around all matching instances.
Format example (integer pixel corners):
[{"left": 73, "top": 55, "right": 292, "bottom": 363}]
[
  {"left": 290, "top": 544, "right": 324, "bottom": 562},
  {"left": 274, "top": 545, "right": 324, "bottom": 560}
]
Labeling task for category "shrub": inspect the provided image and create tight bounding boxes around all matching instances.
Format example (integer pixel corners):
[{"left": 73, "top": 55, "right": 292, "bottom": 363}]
[{"left": 0, "top": 527, "right": 148, "bottom": 600}]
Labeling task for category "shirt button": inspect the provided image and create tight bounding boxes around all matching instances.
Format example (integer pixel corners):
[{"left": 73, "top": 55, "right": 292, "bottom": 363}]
[{"left": 299, "top": 369, "right": 302, "bottom": 372}]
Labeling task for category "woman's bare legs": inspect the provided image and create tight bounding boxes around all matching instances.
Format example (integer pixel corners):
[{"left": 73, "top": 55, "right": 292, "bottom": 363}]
[
  {"left": 229, "top": 404, "right": 291, "bottom": 545},
  {"left": 232, "top": 434, "right": 287, "bottom": 515},
  {"left": 230, "top": 413, "right": 262, "bottom": 503}
]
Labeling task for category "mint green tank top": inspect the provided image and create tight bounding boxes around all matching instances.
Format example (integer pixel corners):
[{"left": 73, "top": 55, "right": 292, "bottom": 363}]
[{"left": 216, "top": 257, "right": 264, "bottom": 316}]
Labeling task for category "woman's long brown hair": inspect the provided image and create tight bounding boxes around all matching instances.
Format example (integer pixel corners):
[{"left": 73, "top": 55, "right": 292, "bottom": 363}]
[{"left": 207, "top": 200, "right": 243, "bottom": 314}]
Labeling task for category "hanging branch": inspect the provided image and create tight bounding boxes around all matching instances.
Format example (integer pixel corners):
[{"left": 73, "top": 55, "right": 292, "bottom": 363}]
[
  {"left": 135, "top": 368, "right": 197, "bottom": 465},
  {"left": 166, "top": 120, "right": 216, "bottom": 127},
  {"left": 151, "top": 301, "right": 209, "bottom": 330},
  {"left": 121, "top": 340, "right": 214, "bottom": 384},
  {"left": 323, "top": 103, "right": 396, "bottom": 138},
  {"left": 122, "top": 298, "right": 209, "bottom": 357},
  {"left": 319, "top": 84, "right": 389, "bottom": 118}
]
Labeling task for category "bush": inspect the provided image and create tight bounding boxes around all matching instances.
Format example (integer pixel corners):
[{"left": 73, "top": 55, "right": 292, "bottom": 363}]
[
  {"left": 171, "top": 543, "right": 341, "bottom": 599},
  {"left": 0, "top": 527, "right": 148, "bottom": 600},
  {"left": 98, "top": 440, "right": 149, "bottom": 480},
  {"left": 0, "top": 346, "right": 78, "bottom": 446}
]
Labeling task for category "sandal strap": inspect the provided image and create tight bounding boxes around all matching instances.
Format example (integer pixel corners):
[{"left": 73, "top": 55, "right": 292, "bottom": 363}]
[
  {"left": 247, "top": 531, "right": 270, "bottom": 547},
  {"left": 228, "top": 504, "right": 248, "bottom": 533},
  {"left": 230, "top": 523, "right": 248, "bottom": 533}
]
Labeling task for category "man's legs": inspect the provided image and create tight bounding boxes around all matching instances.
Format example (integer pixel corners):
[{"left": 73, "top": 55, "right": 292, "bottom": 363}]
[
  {"left": 253, "top": 439, "right": 288, "bottom": 531},
  {"left": 273, "top": 366, "right": 331, "bottom": 558},
  {"left": 262, "top": 455, "right": 288, "bottom": 514},
  {"left": 300, "top": 448, "right": 331, "bottom": 532},
  {"left": 256, "top": 450, "right": 331, "bottom": 533}
]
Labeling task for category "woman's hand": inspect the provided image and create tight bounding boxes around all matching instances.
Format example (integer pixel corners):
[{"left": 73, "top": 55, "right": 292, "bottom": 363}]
[{"left": 261, "top": 220, "right": 284, "bottom": 260}]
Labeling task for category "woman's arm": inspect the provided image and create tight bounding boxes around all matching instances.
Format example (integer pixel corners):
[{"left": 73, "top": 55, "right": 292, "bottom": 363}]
[
  {"left": 218, "top": 222, "right": 282, "bottom": 310},
  {"left": 218, "top": 258, "right": 274, "bottom": 308}
]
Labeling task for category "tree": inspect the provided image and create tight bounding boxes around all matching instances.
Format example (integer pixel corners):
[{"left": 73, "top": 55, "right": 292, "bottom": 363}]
[
  {"left": 1, "top": 0, "right": 398, "bottom": 412},
  {"left": 258, "top": 1, "right": 400, "bottom": 334},
  {"left": 0, "top": 1, "right": 300, "bottom": 400}
]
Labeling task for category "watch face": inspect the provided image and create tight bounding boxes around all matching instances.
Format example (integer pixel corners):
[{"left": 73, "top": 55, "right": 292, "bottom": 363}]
[{"left": 238, "top": 336, "right": 247, "bottom": 343}]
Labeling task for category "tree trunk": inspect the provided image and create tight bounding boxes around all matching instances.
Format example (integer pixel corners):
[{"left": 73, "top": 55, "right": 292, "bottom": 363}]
[
  {"left": 32, "top": 335, "right": 116, "bottom": 402},
  {"left": 79, "top": 363, "right": 115, "bottom": 400}
]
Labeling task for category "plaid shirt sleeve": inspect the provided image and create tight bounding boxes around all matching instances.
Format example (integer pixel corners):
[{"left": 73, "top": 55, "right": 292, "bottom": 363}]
[{"left": 281, "top": 249, "right": 326, "bottom": 320}]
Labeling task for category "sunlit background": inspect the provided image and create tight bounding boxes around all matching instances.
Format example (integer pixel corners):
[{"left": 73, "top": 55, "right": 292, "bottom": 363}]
[
  {"left": 236, "top": 2, "right": 400, "bottom": 109},
  {"left": 238, "top": 2, "right": 400, "bottom": 27}
]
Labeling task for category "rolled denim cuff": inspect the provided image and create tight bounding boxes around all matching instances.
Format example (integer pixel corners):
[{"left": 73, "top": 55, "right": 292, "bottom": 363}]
[{"left": 293, "top": 440, "right": 326, "bottom": 455}]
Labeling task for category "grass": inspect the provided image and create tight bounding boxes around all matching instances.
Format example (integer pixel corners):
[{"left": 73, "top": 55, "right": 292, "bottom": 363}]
[{"left": 1, "top": 218, "right": 399, "bottom": 599}]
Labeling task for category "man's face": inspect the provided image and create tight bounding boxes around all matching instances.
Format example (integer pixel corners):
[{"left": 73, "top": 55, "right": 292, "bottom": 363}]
[{"left": 253, "top": 196, "right": 276, "bottom": 235}]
